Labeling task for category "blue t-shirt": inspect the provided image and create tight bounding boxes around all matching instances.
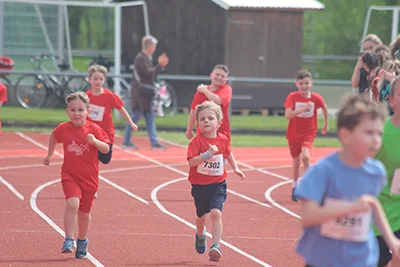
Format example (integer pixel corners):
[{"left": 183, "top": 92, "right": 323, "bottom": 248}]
[{"left": 295, "top": 152, "right": 387, "bottom": 267}]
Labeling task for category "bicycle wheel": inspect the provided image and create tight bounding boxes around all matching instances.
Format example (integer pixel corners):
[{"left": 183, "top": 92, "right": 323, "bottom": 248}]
[
  {"left": 14, "top": 75, "right": 49, "bottom": 108},
  {"left": 160, "top": 82, "right": 178, "bottom": 116},
  {"left": 65, "top": 76, "right": 90, "bottom": 97}
]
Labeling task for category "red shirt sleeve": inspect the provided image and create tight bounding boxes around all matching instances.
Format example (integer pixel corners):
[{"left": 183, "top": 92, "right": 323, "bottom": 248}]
[
  {"left": 217, "top": 85, "right": 232, "bottom": 106},
  {"left": 190, "top": 92, "right": 204, "bottom": 110},
  {"left": 315, "top": 94, "right": 326, "bottom": 109},
  {"left": 0, "top": 83, "right": 7, "bottom": 103},
  {"left": 283, "top": 93, "right": 294, "bottom": 109},
  {"left": 53, "top": 123, "right": 65, "bottom": 143},
  {"left": 223, "top": 136, "right": 231, "bottom": 158},
  {"left": 187, "top": 137, "right": 200, "bottom": 160},
  {"left": 111, "top": 92, "right": 124, "bottom": 110},
  {"left": 92, "top": 123, "right": 111, "bottom": 144}
]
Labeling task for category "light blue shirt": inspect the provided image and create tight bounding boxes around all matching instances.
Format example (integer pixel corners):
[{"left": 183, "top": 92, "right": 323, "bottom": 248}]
[{"left": 295, "top": 152, "right": 387, "bottom": 267}]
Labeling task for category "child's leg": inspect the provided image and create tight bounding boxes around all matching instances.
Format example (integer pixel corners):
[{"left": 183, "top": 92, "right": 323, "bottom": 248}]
[
  {"left": 64, "top": 197, "right": 80, "bottom": 238},
  {"left": 209, "top": 209, "right": 223, "bottom": 245},
  {"left": 77, "top": 211, "right": 91, "bottom": 240},
  {"left": 196, "top": 214, "right": 207, "bottom": 236},
  {"left": 291, "top": 156, "right": 301, "bottom": 188},
  {"left": 74, "top": 191, "right": 95, "bottom": 259},
  {"left": 300, "top": 147, "right": 311, "bottom": 171}
]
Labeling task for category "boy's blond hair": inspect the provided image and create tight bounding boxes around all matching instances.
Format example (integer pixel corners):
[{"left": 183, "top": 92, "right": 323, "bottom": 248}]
[
  {"left": 195, "top": 101, "right": 223, "bottom": 121},
  {"left": 337, "top": 93, "right": 387, "bottom": 132},
  {"left": 88, "top": 64, "right": 107, "bottom": 78},
  {"left": 65, "top": 91, "right": 90, "bottom": 108}
]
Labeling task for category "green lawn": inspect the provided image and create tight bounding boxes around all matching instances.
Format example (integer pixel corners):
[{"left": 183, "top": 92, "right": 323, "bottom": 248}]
[
  {"left": 3, "top": 127, "right": 341, "bottom": 148},
  {"left": 1, "top": 106, "right": 338, "bottom": 130}
]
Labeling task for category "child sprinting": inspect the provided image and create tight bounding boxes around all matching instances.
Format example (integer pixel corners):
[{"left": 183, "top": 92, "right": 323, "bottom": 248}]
[
  {"left": 86, "top": 65, "right": 138, "bottom": 198},
  {"left": 43, "top": 92, "right": 110, "bottom": 258},
  {"left": 186, "top": 65, "right": 232, "bottom": 142},
  {"left": 295, "top": 94, "right": 400, "bottom": 267},
  {"left": 284, "top": 70, "right": 328, "bottom": 202},
  {"left": 187, "top": 101, "right": 245, "bottom": 262},
  {"left": 374, "top": 76, "right": 400, "bottom": 267},
  {"left": 0, "top": 82, "right": 7, "bottom": 134}
]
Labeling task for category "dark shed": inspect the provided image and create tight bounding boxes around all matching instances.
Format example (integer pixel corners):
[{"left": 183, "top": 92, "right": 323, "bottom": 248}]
[{"left": 120, "top": 0, "right": 325, "bottom": 111}]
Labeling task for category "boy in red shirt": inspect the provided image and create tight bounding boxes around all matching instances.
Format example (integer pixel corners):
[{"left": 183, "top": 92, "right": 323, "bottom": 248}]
[
  {"left": 187, "top": 101, "right": 245, "bottom": 262},
  {"left": 0, "top": 83, "right": 7, "bottom": 134},
  {"left": 86, "top": 64, "right": 138, "bottom": 164},
  {"left": 186, "top": 65, "right": 232, "bottom": 142},
  {"left": 284, "top": 70, "right": 329, "bottom": 202},
  {"left": 43, "top": 92, "right": 110, "bottom": 258}
]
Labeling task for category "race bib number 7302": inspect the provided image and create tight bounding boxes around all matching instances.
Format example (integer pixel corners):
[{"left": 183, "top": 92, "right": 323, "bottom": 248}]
[{"left": 197, "top": 154, "right": 224, "bottom": 176}]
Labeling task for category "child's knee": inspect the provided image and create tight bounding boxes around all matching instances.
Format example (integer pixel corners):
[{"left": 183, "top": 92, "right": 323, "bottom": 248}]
[
  {"left": 66, "top": 197, "right": 80, "bottom": 212},
  {"left": 209, "top": 209, "right": 222, "bottom": 220},
  {"left": 301, "top": 150, "right": 310, "bottom": 164}
]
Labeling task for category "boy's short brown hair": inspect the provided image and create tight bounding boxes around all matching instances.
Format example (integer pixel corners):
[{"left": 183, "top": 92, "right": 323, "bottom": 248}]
[
  {"left": 337, "top": 93, "right": 387, "bottom": 132},
  {"left": 195, "top": 101, "right": 223, "bottom": 121},
  {"left": 88, "top": 64, "right": 108, "bottom": 78},
  {"left": 296, "top": 70, "right": 312, "bottom": 80},
  {"left": 212, "top": 64, "right": 229, "bottom": 75},
  {"left": 65, "top": 91, "right": 90, "bottom": 108}
]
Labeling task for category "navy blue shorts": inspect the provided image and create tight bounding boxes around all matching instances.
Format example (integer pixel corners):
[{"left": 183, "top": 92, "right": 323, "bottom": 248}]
[
  {"left": 98, "top": 144, "right": 113, "bottom": 164},
  {"left": 377, "top": 229, "right": 400, "bottom": 266},
  {"left": 191, "top": 181, "right": 227, "bottom": 218}
]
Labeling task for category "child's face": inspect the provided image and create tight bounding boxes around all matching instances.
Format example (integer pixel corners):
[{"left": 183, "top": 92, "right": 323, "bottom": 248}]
[
  {"left": 210, "top": 69, "right": 228, "bottom": 87},
  {"left": 197, "top": 109, "right": 221, "bottom": 135},
  {"left": 89, "top": 72, "right": 105, "bottom": 90},
  {"left": 66, "top": 99, "right": 89, "bottom": 127},
  {"left": 363, "top": 41, "right": 375, "bottom": 52},
  {"left": 390, "top": 82, "right": 400, "bottom": 113},
  {"left": 340, "top": 116, "right": 383, "bottom": 159},
  {"left": 295, "top": 77, "right": 312, "bottom": 95}
]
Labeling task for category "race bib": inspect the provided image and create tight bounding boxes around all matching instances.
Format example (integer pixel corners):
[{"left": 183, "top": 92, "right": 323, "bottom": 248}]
[
  {"left": 197, "top": 154, "right": 224, "bottom": 176},
  {"left": 320, "top": 198, "right": 371, "bottom": 242},
  {"left": 295, "top": 102, "right": 314, "bottom": 118},
  {"left": 89, "top": 104, "right": 105, "bottom": 121},
  {"left": 390, "top": 169, "right": 400, "bottom": 195}
]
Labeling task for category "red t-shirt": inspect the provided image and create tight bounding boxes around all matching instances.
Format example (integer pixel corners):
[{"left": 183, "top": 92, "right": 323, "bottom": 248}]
[
  {"left": 190, "top": 84, "right": 232, "bottom": 141},
  {"left": 187, "top": 133, "right": 231, "bottom": 185},
  {"left": 53, "top": 121, "right": 110, "bottom": 191},
  {"left": 0, "top": 83, "right": 7, "bottom": 103},
  {"left": 86, "top": 88, "right": 124, "bottom": 144},
  {"left": 283, "top": 91, "right": 325, "bottom": 140}
]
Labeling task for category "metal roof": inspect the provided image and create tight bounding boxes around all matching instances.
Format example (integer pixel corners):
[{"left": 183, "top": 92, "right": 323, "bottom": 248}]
[{"left": 211, "top": 0, "right": 325, "bottom": 10}]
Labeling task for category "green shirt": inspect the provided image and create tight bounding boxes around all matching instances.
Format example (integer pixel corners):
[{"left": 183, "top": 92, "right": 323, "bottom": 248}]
[{"left": 374, "top": 119, "right": 400, "bottom": 235}]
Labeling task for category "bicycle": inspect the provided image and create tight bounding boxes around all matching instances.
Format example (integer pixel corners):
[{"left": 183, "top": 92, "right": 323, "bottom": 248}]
[
  {"left": 89, "top": 53, "right": 178, "bottom": 116},
  {"left": 14, "top": 54, "right": 90, "bottom": 109}
]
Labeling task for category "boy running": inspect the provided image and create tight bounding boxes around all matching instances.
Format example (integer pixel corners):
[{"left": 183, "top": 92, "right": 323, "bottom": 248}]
[
  {"left": 0, "top": 82, "right": 7, "bottom": 134},
  {"left": 187, "top": 101, "right": 245, "bottom": 262},
  {"left": 43, "top": 92, "right": 110, "bottom": 258},
  {"left": 186, "top": 65, "right": 232, "bottom": 142},
  {"left": 284, "top": 70, "right": 328, "bottom": 201}
]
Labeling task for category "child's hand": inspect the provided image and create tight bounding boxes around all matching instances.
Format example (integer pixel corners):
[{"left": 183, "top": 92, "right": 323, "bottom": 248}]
[
  {"left": 305, "top": 101, "right": 313, "bottom": 110},
  {"left": 390, "top": 240, "right": 400, "bottom": 259},
  {"left": 131, "top": 123, "right": 138, "bottom": 132},
  {"left": 207, "top": 144, "right": 218, "bottom": 155},
  {"left": 197, "top": 84, "right": 207, "bottom": 93},
  {"left": 234, "top": 168, "right": 245, "bottom": 180},
  {"left": 353, "top": 195, "right": 375, "bottom": 213},
  {"left": 321, "top": 124, "right": 329, "bottom": 135},
  {"left": 86, "top": 134, "right": 96, "bottom": 145},
  {"left": 43, "top": 155, "right": 52, "bottom": 166},
  {"left": 185, "top": 130, "right": 194, "bottom": 140}
]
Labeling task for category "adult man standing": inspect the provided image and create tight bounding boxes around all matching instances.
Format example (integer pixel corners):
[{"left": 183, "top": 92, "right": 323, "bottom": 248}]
[{"left": 122, "top": 35, "right": 169, "bottom": 150}]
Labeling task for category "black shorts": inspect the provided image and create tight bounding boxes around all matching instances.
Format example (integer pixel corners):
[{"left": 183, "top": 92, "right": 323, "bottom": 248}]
[
  {"left": 377, "top": 229, "right": 400, "bottom": 267},
  {"left": 98, "top": 144, "right": 113, "bottom": 164},
  {"left": 191, "top": 181, "right": 227, "bottom": 218}
]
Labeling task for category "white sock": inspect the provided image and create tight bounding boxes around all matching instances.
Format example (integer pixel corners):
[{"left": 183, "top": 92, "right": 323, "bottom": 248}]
[{"left": 292, "top": 180, "right": 298, "bottom": 188}]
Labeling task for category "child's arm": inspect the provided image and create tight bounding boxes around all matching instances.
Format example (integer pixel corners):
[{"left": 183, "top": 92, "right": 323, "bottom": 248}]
[
  {"left": 197, "top": 84, "right": 222, "bottom": 105},
  {"left": 185, "top": 110, "right": 196, "bottom": 140},
  {"left": 0, "top": 102, "right": 3, "bottom": 107},
  {"left": 321, "top": 104, "right": 329, "bottom": 134},
  {"left": 118, "top": 107, "right": 138, "bottom": 132},
  {"left": 299, "top": 195, "right": 374, "bottom": 227},
  {"left": 43, "top": 132, "right": 57, "bottom": 165},
  {"left": 87, "top": 134, "right": 110, "bottom": 154},
  {"left": 188, "top": 144, "right": 218, "bottom": 167},
  {"left": 226, "top": 153, "right": 245, "bottom": 179},
  {"left": 285, "top": 102, "right": 312, "bottom": 120}
]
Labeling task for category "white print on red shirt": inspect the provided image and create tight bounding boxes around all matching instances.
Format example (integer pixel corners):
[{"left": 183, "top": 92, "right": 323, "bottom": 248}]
[{"left": 67, "top": 140, "right": 89, "bottom": 156}]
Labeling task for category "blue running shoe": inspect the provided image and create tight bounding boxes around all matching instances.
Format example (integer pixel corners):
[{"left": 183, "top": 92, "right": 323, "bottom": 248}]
[
  {"left": 195, "top": 228, "right": 206, "bottom": 254},
  {"left": 61, "top": 237, "right": 74, "bottom": 253},
  {"left": 209, "top": 243, "right": 221, "bottom": 262},
  {"left": 291, "top": 187, "right": 298, "bottom": 202},
  {"left": 75, "top": 239, "right": 88, "bottom": 258}
]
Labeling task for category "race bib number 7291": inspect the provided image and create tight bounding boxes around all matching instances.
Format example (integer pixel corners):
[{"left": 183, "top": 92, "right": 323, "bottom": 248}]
[{"left": 197, "top": 154, "right": 224, "bottom": 176}]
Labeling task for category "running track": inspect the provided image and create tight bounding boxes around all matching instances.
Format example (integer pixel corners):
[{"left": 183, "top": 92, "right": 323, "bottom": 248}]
[{"left": 0, "top": 132, "right": 337, "bottom": 267}]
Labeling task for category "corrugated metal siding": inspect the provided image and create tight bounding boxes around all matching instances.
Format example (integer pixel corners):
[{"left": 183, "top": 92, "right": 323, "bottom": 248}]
[{"left": 211, "top": 0, "right": 325, "bottom": 10}]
